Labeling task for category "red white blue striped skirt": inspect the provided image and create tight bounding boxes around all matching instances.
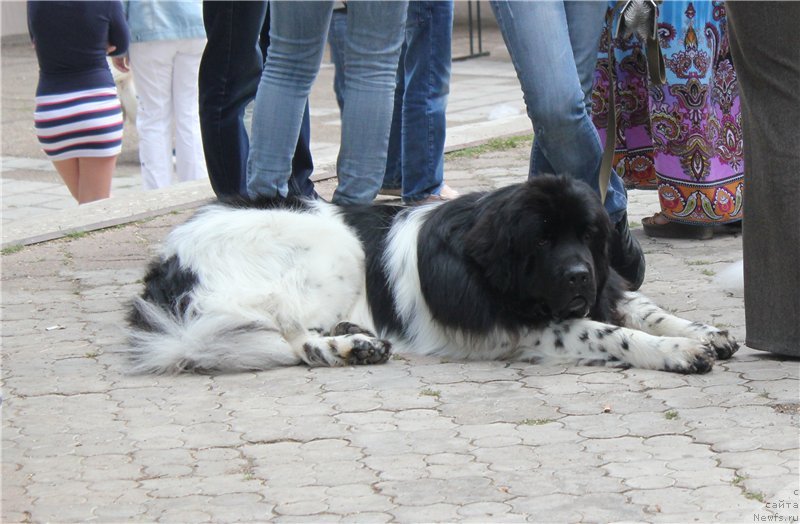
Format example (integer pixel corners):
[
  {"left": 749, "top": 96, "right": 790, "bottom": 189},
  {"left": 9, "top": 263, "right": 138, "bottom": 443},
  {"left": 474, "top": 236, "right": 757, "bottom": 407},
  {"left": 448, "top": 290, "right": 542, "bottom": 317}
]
[{"left": 34, "top": 87, "right": 124, "bottom": 161}]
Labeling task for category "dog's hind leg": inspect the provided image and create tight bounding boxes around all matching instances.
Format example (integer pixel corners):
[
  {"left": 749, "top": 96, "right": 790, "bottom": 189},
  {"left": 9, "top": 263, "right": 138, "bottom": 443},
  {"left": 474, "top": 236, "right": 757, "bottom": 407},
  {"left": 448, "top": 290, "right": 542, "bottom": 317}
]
[
  {"left": 516, "top": 319, "right": 716, "bottom": 374},
  {"left": 289, "top": 328, "right": 392, "bottom": 368},
  {"left": 614, "top": 292, "right": 739, "bottom": 360},
  {"left": 330, "top": 321, "right": 377, "bottom": 337}
]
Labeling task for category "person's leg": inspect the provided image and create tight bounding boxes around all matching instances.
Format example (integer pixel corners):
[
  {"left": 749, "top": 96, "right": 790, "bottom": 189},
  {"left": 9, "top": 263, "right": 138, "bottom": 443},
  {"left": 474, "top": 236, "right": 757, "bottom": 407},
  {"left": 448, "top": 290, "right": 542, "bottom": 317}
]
[
  {"left": 529, "top": 0, "right": 606, "bottom": 176},
  {"left": 76, "top": 156, "right": 116, "bottom": 204},
  {"left": 397, "top": 0, "right": 453, "bottom": 203},
  {"left": 381, "top": 42, "right": 406, "bottom": 197},
  {"left": 246, "top": 1, "right": 331, "bottom": 199},
  {"left": 52, "top": 158, "right": 80, "bottom": 201},
  {"left": 334, "top": 1, "right": 408, "bottom": 205},
  {"left": 491, "top": 0, "right": 643, "bottom": 289},
  {"left": 199, "top": 1, "right": 267, "bottom": 197},
  {"left": 172, "top": 37, "right": 209, "bottom": 184},
  {"left": 564, "top": 1, "right": 607, "bottom": 117},
  {"left": 727, "top": 2, "right": 800, "bottom": 356},
  {"left": 129, "top": 40, "right": 177, "bottom": 189},
  {"left": 327, "top": 7, "right": 348, "bottom": 112},
  {"left": 288, "top": 101, "right": 317, "bottom": 198},
  {"left": 263, "top": 4, "right": 316, "bottom": 199},
  {"left": 490, "top": 1, "right": 626, "bottom": 216}
]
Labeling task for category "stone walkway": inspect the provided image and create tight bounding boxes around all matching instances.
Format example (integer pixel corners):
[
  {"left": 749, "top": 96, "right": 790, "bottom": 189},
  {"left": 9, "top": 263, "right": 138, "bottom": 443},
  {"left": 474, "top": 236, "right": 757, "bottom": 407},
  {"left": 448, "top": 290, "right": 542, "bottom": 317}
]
[{"left": 2, "top": 140, "right": 798, "bottom": 523}]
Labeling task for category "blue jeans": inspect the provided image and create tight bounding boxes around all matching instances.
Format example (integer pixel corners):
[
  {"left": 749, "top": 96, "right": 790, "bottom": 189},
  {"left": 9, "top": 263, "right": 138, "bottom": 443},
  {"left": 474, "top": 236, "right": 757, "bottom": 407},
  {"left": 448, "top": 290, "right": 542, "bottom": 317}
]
[
  {"left": 490, "top": 0, "right": 627, "bottom": 222},
  {"left": 198, "top": 1, "right": 314, "bottom": 198},
  {"left": 247, "top": 1, "right": 408, "bottom": 205},
  {"left": 327, "top": 7, "right": 347, "bottom": 112},
  {"left": 383, "top": 1, "right": 453, "bottom": 203}
]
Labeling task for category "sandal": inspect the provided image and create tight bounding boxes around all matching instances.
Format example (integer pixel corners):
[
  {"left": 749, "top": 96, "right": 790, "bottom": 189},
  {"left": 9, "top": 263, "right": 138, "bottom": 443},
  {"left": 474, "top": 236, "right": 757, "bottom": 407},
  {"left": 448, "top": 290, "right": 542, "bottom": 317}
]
[{"left": 642, "top": 212, "right": 714, "bottom": 240}]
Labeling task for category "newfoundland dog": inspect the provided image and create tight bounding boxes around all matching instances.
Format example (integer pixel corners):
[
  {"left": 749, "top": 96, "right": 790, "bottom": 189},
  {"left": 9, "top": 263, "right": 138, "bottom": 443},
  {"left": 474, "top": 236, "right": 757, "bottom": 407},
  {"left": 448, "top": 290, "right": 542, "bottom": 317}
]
[{"left": 126, "top": 176, "right": 738, "bottom": 375}]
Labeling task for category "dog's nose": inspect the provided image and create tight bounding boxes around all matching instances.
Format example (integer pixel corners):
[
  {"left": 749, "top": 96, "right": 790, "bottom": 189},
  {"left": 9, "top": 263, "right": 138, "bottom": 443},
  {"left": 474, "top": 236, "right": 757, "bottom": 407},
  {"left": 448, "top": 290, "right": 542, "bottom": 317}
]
[{"left": 564, "top": 265, "right": 590, "bottom": 289}]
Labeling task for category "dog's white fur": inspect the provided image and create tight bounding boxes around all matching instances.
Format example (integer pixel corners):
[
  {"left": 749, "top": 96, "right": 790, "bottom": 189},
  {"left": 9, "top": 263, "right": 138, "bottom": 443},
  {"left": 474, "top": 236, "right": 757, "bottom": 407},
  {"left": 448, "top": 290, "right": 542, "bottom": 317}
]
[{"left": 127, "top": 197, "right": 738, "bottom": 375}]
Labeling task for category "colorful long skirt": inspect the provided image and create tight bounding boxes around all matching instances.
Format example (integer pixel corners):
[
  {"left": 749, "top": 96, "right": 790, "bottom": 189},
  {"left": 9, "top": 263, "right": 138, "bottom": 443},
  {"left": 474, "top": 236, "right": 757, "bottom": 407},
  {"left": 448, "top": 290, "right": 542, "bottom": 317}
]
[{"left": 592, "top": 1, "right": 744, "bottom": 225}]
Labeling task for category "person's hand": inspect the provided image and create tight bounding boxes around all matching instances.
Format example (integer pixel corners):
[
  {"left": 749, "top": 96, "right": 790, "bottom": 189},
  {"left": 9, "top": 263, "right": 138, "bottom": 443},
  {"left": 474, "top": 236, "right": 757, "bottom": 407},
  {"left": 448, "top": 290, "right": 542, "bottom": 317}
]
[
  {"left": 111, "top": 55, "right": 130, "bottom": 73},
  {"left": 106, "top": 44, "right": 117, "bottom": 55}
]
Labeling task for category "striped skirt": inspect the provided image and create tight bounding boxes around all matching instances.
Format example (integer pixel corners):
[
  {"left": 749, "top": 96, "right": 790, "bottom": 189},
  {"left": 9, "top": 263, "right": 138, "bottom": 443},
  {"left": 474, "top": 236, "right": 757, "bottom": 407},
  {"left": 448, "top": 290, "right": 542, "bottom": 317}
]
[{"left": 34, "top": 87, "right": 124, "bottom": 161}]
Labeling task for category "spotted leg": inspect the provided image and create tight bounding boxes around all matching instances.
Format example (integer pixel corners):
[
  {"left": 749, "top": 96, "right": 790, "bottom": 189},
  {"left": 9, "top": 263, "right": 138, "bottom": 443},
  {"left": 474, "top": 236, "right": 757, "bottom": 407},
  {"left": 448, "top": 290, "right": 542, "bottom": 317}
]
[
  {"left": 615, "top": 292, "right": 739, "bottom": 359},
  {"left": 516, "top": 319, "right": 716, "bottom": 374}
]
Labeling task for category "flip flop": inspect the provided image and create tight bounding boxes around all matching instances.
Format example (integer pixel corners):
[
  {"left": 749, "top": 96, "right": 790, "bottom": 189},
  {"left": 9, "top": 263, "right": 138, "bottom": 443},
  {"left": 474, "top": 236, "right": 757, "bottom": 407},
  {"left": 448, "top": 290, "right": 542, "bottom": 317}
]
[{"left": 642, "top": 213, "right": 714, "bottom": 240}]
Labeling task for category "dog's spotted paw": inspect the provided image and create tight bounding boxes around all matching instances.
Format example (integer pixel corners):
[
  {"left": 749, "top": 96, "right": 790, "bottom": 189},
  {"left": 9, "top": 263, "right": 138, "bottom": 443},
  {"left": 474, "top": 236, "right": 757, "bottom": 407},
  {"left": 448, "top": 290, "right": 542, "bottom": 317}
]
[
  {"left": 331, "top": 321, "right": 375, "bottom": 337},
  {"left": 663, "top": 338, "right": 716, "bottom": 374},
  {"left": 347, "top": 337, "right": 392, "bottom": 365},
  {"left": 705, "top": 329, "right": 739, "bottom": 360}
]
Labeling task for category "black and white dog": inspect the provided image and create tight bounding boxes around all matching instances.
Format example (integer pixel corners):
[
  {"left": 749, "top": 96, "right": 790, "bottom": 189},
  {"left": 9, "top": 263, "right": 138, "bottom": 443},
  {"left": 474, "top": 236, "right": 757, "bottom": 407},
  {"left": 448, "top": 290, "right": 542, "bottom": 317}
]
[{"left": 126, "top": 176, "right": 738, "bottom": 374}]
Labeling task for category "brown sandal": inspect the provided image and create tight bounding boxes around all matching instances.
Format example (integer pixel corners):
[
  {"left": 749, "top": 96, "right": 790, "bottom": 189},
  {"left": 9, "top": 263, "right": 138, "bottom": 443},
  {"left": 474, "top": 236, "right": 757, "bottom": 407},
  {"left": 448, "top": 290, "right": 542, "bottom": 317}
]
[{"left": 642, "top": 212, "right": 714, "bottom": 240}]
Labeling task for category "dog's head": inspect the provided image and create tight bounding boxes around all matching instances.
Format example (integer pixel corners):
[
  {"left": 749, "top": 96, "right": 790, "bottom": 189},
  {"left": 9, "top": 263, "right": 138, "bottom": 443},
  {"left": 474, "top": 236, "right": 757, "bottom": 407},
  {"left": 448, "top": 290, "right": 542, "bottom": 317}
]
[{"left": 464, "top": 176, "right": 612, "bottom": 321}]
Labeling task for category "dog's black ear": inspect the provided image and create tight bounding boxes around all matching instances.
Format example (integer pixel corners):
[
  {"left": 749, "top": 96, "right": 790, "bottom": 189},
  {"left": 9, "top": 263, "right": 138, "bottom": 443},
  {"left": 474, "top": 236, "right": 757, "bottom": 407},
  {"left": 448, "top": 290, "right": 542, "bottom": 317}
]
[{"left": 464, "top": 206, "right": 515, "bottom": 292}]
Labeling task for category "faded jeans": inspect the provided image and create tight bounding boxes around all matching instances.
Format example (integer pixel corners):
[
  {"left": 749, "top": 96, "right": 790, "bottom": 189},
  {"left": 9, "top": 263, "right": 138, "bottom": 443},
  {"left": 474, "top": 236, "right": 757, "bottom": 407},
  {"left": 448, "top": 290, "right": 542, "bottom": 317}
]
[
  {"left": 383, "top": 0, "right": 453, "bottom": 203},
  {"left": 246, "top": 1, "right": 408, "bottom": 205},
  {"left": 490, "top": 0, "right": 628, "bottom": 222},
  {"left": 198, "top": 1, "right": 315, "bottom": 198}
]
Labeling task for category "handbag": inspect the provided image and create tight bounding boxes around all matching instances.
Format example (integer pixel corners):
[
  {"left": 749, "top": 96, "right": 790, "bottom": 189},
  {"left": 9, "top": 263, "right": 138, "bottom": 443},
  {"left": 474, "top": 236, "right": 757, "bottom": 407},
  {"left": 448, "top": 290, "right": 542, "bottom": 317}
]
[
  {"left": 615, "top": 0, "right": 666, "bottom": 85},
  {"left": 599, "top": 0, "right": 665, "bottom": 202}
]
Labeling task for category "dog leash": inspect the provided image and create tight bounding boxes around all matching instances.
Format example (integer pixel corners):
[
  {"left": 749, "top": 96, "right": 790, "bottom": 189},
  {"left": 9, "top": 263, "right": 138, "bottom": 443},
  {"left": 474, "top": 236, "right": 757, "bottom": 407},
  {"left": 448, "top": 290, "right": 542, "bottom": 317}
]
[{"left": 598, "top": 0, "right": 664, "bottom": 202}]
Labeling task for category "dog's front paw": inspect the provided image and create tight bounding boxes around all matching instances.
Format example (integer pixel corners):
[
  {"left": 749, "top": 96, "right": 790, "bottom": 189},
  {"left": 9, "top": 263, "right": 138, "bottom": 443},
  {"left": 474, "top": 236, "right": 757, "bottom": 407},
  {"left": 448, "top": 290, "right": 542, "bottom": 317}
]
[
  {"left": 346, "top": 336, "right": 392, "bottom": 365},
  {"left": 706, "top": 329, "right": 739, "bottom": 360},
  {"left": 663, "top": 338, "right": 716, "bottom": 374}
]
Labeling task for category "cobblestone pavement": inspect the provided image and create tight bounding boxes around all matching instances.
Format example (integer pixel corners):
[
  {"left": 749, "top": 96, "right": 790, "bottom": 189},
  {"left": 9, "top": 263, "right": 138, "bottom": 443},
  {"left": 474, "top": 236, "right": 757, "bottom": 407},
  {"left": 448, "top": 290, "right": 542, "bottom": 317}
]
[{"left": 2, "top": 142, "right": 799, "bottom": 523}]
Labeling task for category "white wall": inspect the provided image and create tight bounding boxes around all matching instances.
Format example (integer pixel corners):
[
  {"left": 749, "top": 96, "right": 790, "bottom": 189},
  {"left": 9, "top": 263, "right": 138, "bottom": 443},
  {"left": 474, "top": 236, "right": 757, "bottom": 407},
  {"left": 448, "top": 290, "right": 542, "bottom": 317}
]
[{"left": 2, "top": 1, "right": 27, "bottom": 39}]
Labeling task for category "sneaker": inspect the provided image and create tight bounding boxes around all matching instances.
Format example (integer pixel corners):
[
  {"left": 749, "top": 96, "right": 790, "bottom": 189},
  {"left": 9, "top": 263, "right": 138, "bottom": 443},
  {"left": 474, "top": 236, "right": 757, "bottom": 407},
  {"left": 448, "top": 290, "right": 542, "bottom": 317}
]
[{"left": 610, "top": 212, "right": 646, "bottom": 290}]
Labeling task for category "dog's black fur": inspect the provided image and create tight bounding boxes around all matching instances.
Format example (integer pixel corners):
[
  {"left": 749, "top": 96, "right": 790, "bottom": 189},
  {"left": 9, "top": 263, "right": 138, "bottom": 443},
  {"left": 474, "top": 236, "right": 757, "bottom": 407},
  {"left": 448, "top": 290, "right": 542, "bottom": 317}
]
[{"left": 126, "top": 175, "right": 737, "bottom": 375}]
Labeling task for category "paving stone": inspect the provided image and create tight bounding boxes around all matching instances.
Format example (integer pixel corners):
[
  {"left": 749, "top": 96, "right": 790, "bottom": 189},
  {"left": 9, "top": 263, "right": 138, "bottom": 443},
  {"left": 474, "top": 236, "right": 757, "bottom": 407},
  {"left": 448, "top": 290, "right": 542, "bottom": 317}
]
[
  {"left": 93, "top": 503, "right": 149, "bottom": 520},
  {"left": 668, "top": 467, "right": 735, "bottom": 489},
  {"left": 3, "top": 67, "right": 799, "bottom": 522},
  {"left": 274, "top": 500, "right": 329, "bottom": 517},
  {"left": 158, "top": 509, "right": 214, "bottom": 522},
  {"left": 272, "top": 513, "right": 341, "bottom": 523},
  {"left": 390, "top": 503, "right": 461, "bottom": 523},
  {"left": 625, "top": 475, "right": 677, "bottom": 489},
  {"left": 620, "top": 410, "right": 690, "bottom": 437},
  {"left": 427, "top": 461, "right": 490, "bottom": 479},
  {"left": 324, "top": 485, "right": 394, "bottom": 514},
  {"left": 339, "top": 512, "right": 394, "bottom": 523},
  {"left": 378, "top": 476, "right": 507, "bottom": 506},
  {"left": 508, "top": 494, "right": 584, "bottom": 522},
  {"left": 562, "top": 413, "right": 631, "bottom": 439},
  {"left": 628, "top": 487, "right": 703, "bottom": 514},
  {"left": 262, "top": 485, "right": 329, "bottom": 506},
  {"left": 206, "top": 504, "right": 277, "bottom": 523}
]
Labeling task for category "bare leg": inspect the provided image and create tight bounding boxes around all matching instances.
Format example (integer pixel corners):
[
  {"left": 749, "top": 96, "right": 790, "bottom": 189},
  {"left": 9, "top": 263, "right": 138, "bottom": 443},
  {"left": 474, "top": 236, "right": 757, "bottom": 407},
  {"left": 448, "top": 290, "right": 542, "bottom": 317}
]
[
  {"left": 52, "top": 158, "right": 80, "bottom": 201},
  {"left": 77, "top": 156, "right": 117, "bottom": 204}
]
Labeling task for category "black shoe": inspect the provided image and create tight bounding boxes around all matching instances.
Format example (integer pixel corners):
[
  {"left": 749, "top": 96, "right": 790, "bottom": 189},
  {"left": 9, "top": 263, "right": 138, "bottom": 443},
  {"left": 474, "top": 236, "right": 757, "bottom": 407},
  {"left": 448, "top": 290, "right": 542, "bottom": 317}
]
[{"left": 610, "top": 212, "right": 646, "bottom": 291}]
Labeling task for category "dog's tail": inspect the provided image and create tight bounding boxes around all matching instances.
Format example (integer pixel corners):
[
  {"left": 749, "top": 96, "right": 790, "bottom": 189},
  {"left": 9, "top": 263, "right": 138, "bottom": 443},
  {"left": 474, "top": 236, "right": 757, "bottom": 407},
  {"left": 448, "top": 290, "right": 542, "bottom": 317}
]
[{"left": 126, "top": 298, "right": 298, "bottom": 374}]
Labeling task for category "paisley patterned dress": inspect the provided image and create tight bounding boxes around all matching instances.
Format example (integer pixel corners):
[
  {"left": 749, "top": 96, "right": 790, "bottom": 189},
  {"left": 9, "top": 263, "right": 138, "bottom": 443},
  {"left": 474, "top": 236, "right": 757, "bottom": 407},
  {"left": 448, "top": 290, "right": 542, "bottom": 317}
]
[{"left": 593, "top": 1, "right": 744, "bottom": 226}]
